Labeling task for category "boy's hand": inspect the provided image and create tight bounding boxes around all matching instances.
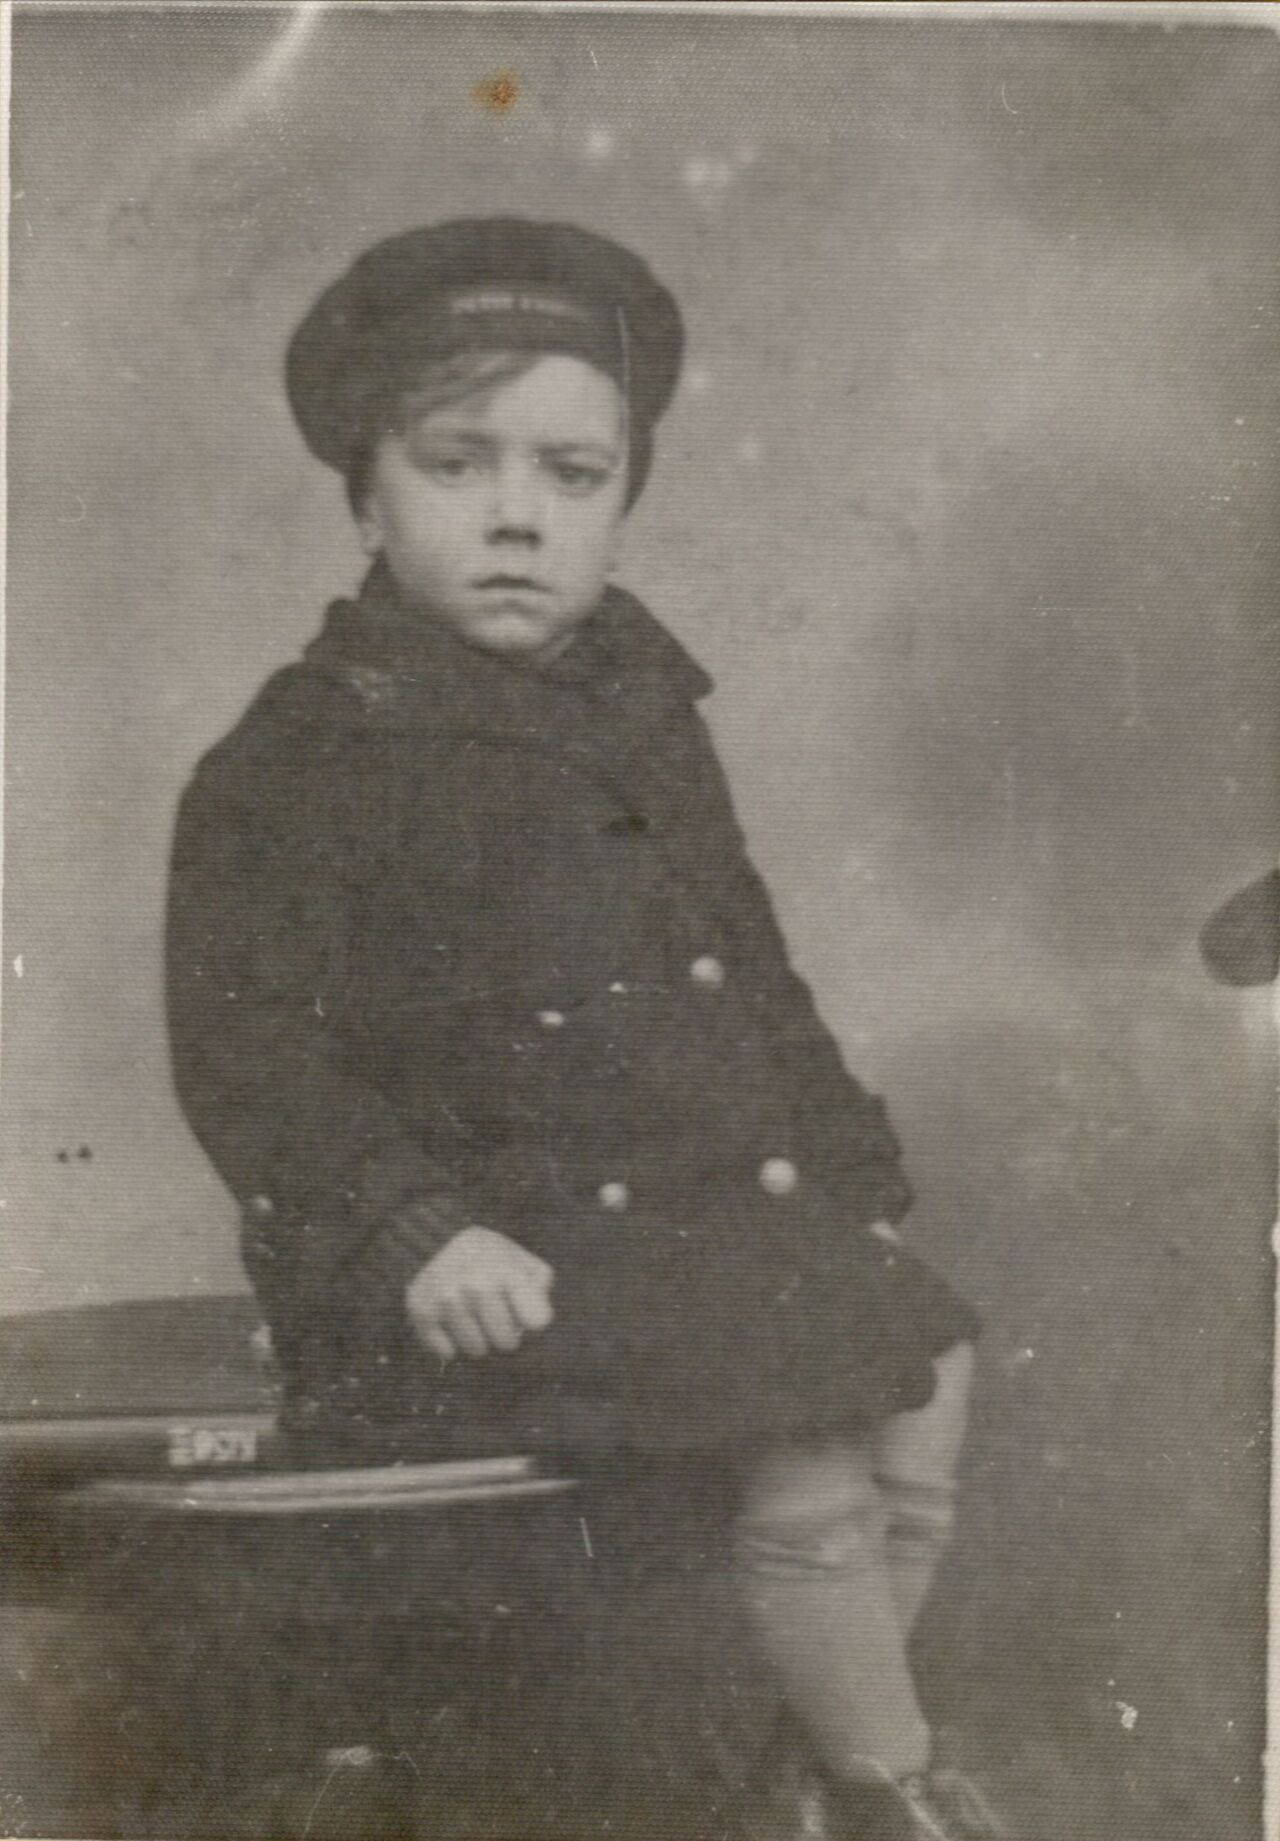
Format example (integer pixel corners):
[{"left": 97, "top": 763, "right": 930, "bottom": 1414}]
[{"left": 405, "top": 1226, "right": 555, "bottom": 1362}]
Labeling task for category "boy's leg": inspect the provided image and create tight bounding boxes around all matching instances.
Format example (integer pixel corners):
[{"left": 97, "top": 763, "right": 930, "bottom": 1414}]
[
  {"left": 874, "top": 1341, "right": 975, "bottom": 1634},
  {"left": 733, "top": 1441, "right": 931, "bottom": 1784}
]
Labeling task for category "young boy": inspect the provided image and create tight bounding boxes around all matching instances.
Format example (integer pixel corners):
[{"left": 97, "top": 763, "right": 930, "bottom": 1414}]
[{"left": 166, "top": 219, "right": 1003, "bottom": 1840}]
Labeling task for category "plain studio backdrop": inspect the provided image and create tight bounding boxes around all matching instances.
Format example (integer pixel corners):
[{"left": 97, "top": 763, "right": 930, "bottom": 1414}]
[{"left": 3, "top": 6, "right": 1278, "bottom": 1838}]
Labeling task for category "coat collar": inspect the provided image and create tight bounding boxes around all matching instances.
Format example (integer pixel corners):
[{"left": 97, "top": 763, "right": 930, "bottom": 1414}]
[{"left": 301, "top": 559, "right": 712, "bottom": 746}]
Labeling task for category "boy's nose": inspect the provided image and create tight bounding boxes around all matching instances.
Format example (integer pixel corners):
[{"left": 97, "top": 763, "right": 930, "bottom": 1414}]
[
  {"left": 486, "top": 520, "right": 542, "bottom": 549},
  {"left": 485, "top": 461, "right": 545, "bottom": 545}
]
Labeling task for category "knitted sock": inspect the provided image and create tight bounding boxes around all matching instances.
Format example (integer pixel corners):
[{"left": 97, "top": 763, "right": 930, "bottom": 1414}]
[
  {"left": 875, "top": 1474, "right": 959, "bottom": 1635},
  {"left": 734, "top": 1496, "right": 932, "bottom": 1784}
]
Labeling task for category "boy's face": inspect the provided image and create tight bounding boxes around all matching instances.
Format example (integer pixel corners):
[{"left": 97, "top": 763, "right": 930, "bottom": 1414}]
[{"left": 358, "top": 353, "right": 630, "bottom": 662}]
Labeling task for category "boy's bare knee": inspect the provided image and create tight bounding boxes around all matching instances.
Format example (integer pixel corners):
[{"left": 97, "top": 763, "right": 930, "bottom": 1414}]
[
  {"left": 875, "top": 1340, "right": 976, "bottom": 1488},
  {"left": 740, "top": 1440, "right": 878, "bottom": 1524},
  {"left": 933, "top": 1338, "right": 976, "bottom": 1404}
]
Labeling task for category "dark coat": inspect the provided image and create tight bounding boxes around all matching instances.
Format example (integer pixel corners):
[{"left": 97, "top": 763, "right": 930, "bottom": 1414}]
[{"left": 166, "top": 564, "right": 978, "bottom": 1458}]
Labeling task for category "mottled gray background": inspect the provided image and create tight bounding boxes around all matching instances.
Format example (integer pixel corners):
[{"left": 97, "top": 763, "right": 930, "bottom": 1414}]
[{"left": 4, "top": 7, "right": 1278, "bottom": 1838}]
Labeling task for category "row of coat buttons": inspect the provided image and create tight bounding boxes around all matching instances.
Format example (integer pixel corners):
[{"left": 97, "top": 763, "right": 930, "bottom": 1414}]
[
  {"left": 250, "top": 1167, "right": 800, "bottom": 1222},
  {"left": 536, "top": 956, "right": 727, "bottom": 1033},
  {"left": 596, "top": 1157, "right": 798, "bottom": 1213},
  {"left": 247, "top": 1162, "right": 800, "bottom": 1227}
]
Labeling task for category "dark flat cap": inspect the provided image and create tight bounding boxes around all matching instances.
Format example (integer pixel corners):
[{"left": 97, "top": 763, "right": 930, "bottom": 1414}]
[{"left": 286, "top": 218, "right": 684, "bottom": 487}]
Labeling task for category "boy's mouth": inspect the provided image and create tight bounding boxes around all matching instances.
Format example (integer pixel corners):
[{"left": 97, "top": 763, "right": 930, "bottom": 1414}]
[{"left": 474, "top": 573, "right": 550, "bottom": 593}]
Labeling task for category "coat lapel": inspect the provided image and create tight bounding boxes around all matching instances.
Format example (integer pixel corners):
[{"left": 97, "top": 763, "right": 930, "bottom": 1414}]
[
  {"left": 302, "top": 563, "right": 710, "bottom": 767},
  {"left": 300, "top": 562, "right": 740, "bottom": 917}
]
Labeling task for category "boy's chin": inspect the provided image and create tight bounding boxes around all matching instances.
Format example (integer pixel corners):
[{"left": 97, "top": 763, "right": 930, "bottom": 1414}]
[{"left": 456, "top": 605, "right": 592, "bottom": 663}]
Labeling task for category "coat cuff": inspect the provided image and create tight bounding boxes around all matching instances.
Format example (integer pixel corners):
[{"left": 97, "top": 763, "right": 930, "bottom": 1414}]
[
  {"left": 352, "top": 1142, "right": 478, "bottom": 1288},
  {"left": 360, "top": 1192, "right": 476, "bottom": 1290}
]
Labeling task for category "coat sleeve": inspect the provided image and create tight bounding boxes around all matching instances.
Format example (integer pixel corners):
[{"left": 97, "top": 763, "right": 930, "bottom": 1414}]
[
  {"left": 165, "top": 734, "right": 469, "bottom": 1326},
  {"left": 721, "top": 851, "right": 914, "bottom": 1226}
]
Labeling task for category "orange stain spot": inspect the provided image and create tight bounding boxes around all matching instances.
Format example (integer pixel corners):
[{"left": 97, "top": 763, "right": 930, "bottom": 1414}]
[{"left": 473, "top": 71, "right": 519, "bottom": 114}]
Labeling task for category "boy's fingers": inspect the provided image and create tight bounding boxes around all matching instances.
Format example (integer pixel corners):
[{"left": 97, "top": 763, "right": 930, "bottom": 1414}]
[
  {"left": 519, "top": 1249, "right": 555, "bottom": 1286},
  {"left": 442, "top": 1298, "right": 490, "bottom": 1359},
  {"left": 473, "top": 1288, "right": 524, "bottom": 1353},
  {"left": 510, "top": 1277, "right": 555, "bottom": 1334},
  {"left": 420, "top": 1320, "right": 458, "bottom": 1364}
]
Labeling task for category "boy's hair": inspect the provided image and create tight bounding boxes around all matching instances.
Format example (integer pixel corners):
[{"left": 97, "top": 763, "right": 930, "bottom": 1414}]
[
  {"left": 344, "top": 347, "right": 648, "bottom": 516},
  {"left": 345, "top": 350, "right": 537, "bottom": 515}
]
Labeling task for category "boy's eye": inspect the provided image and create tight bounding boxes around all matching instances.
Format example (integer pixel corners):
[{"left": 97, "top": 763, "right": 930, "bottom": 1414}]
[
  {"left": 421, "top": 452, "right": 481, "bottom": 483},
  {"left": 543, "top": 458, "right": 612, "bottom": 494}
]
